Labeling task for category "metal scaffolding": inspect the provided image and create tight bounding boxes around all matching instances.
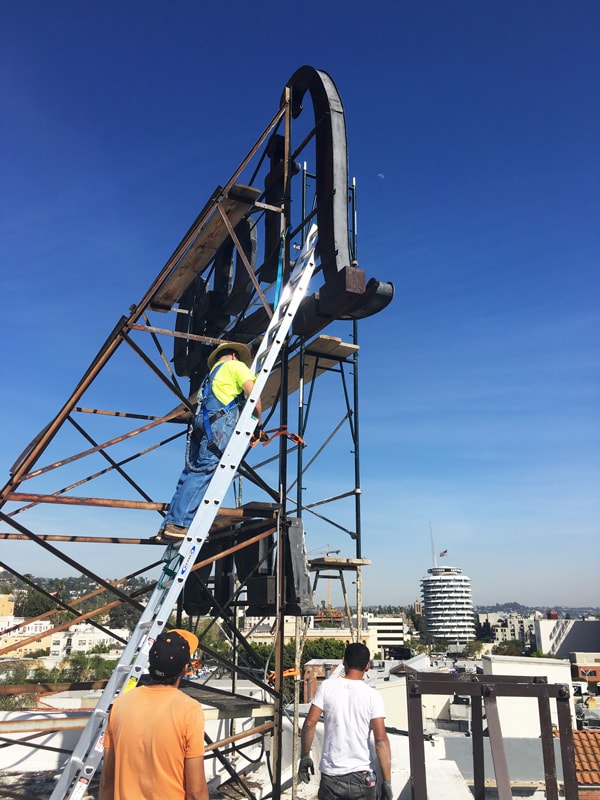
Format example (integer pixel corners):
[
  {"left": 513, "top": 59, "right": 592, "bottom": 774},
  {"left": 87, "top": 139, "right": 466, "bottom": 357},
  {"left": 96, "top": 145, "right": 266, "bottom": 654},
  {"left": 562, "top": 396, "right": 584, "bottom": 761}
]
[{"left": 0, "top": 65, "right": 393, "bottom": 798}]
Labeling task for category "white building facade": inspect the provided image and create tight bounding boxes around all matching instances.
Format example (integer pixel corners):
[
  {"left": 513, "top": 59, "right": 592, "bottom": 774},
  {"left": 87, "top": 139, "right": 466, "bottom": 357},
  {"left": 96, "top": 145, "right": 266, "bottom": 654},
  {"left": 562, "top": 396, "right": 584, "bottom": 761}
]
[
  {"left": 491, "top": 612, "right": 539, "bottom": 649},
  {"left": 48, "top": 623, "right": 130, "bottom": 661},
  {"left": 366, "top": 615, "right": 408, "bottom": 657},
  {"left": 421, "top": 566, "right": 476, "bottom": 647}
]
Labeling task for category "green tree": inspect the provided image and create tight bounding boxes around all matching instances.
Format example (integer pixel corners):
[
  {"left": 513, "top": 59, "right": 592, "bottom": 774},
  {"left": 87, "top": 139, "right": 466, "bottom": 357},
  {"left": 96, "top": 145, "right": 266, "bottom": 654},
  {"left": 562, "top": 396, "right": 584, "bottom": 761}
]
[
  {"left": 88, "top": 655, "right": 118, "bottom": 680},
  {"left": 0, "top": 662, "right": 28, "bottom": 685},
  {"left": 492, "top": 639, "right": 522, "bottom": 656},
  {"left": 464, "top": 639, "right": 484, "bottom": 658},
  {"left": 248, "top": 638, "right": 347, "bottom": 701},
  {"left": 409, "top": 609, "right": 426, "bottom": 636},
  {"left": 301, "top": 638, "right": 346, "bottom": 662},
  {"left": 62, "top": 653, "right": 115, "bottom": 682},
  {"left": 196, "top": 618, "right": 232, "bottom": 659},
  {"left": 14, "top": 588, "right": 55, "bottom": 617},
  {"left": 475, "top": 618, "right": 493, "bottom": 641},
  {"left": 0, "top": 694, "right": 36, "bottom": 710},
  {"left": 404, "top": 638, "right": 428, "bottom": 655},
  {"left": 108, "top": 603, "right": 142, "bottom": 631},
  {"left": 529, "top": 649, "right": 558, "bottom": 659},
  {"left": 63, "top": 652, "right": 91, "bottom": 681}
]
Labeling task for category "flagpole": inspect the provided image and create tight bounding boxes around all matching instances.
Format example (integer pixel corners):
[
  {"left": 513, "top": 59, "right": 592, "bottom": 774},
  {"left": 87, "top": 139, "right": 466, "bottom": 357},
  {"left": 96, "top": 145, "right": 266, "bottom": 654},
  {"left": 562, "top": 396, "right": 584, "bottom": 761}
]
[{"left": 430, "top": 522, "right": 437, "bottom": 568}]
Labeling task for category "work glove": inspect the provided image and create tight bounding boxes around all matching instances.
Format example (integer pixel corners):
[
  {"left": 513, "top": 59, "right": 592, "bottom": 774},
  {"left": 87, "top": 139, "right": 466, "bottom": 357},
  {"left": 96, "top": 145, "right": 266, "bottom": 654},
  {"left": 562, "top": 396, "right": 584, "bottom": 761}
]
[
  {"left": 298, "top": 755, "right": 315, "bottom": 784},
  {"left": 380, "top": 780, "right": 393, "bottom": 800},
  {"left": 250, "top": 424, "right": 269, "bottom": 446}
]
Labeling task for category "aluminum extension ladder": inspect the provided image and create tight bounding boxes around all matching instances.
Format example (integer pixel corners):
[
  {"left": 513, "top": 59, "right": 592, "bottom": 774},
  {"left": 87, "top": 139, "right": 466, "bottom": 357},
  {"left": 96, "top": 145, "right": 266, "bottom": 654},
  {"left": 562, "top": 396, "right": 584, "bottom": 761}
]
[{"left": 50, "top": 225, "right": 318, "bottom": 800}]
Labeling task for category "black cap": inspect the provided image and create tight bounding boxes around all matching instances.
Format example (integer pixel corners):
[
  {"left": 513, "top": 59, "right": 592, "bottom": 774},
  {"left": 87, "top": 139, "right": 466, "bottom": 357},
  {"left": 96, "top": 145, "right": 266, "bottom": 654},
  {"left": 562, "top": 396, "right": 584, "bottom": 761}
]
[{"left": 148, "top": 629, "right": 198, "bottom": 680}]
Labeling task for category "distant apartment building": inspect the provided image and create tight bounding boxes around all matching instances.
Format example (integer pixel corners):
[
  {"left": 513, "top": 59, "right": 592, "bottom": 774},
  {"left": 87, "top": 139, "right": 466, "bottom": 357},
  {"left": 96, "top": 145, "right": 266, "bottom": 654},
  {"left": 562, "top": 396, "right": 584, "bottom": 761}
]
[
  {"left": 490, "top": 612, "right": 539, "bottom": 650},
  {"left": 366, "top": 614, "right": 408, "bottom": 658},
  {"left": 0, "top": 616, "right": 54, "bottom": 656},
  {"left": 241, "top": 613, "right": 403, "bottom": 656},
  {"left": 421, "top": 566, "right": 476, "bottom": 647},
  {"left": 0, "top": 594, "right": 15, "bottom": 615},
  {"left": 49, "top": 623, "right": 130, "bottom": 660},
  {"left": 535, "top": 618, "right": 600, "bottom": 658},
  {"left": 570, "top": 652, "right": 600, "bottom": 691}
]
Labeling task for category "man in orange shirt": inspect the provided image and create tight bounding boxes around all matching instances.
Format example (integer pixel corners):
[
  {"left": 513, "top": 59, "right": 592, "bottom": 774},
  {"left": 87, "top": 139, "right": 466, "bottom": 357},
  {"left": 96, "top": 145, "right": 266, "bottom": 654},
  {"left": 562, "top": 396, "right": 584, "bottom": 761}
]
[{"left": 99, "top": 629, "right": 208, "bottom": 800}]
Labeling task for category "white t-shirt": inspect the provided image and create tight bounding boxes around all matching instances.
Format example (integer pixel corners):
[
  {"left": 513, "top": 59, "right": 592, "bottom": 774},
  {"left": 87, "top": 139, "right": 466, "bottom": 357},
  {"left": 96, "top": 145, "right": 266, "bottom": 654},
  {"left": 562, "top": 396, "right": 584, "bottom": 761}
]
[{"left": 311, "top": 676, "right": 386, "bottom": 776}]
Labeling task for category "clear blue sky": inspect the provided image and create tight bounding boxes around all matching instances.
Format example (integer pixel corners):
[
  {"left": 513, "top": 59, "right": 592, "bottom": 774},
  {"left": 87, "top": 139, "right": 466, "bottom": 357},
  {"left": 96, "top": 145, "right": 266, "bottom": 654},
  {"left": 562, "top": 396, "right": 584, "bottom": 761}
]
[{"left": 1, "top": 1, "right": 598, "bottom": 608}]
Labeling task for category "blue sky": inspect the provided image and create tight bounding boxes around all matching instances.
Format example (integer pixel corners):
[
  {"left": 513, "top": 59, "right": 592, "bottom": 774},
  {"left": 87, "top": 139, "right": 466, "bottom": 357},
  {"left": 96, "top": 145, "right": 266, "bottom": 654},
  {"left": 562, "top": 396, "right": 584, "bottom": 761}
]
[{"left": 1, "top": 1, "right": 598, "bottom": 608}]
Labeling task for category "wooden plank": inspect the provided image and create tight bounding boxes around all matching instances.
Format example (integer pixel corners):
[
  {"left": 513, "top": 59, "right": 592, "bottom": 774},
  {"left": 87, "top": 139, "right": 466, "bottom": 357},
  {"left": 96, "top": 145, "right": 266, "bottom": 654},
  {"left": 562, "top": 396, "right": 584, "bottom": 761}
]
[
  {"left": 308, "top": 557, "right": 371, "bottom": 569},
  {"left": 261, "top": 334, "right": 359, "bottom": 410},
  {"left": 181, "top": 683, "right": 273, "bottom": 720},
  {"left": 150, "top": 184, "right": 261, "bottom": 310},
  {"left": 207, "top": 503, "right": 279, "bottom": 534}
]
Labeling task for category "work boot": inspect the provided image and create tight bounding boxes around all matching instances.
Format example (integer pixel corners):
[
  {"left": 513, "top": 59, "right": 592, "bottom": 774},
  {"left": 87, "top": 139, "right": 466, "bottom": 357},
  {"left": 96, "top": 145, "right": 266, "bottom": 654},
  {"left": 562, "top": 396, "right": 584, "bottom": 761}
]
[{"left": 151, "top": 523, "right": 188, "bottom": 543}]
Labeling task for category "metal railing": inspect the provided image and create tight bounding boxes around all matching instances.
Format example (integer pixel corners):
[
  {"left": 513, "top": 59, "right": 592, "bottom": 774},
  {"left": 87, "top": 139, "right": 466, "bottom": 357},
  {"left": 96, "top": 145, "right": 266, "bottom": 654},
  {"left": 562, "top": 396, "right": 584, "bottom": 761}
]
[{"left": 405, "top": 668, "right": 578, "bottom": 800}]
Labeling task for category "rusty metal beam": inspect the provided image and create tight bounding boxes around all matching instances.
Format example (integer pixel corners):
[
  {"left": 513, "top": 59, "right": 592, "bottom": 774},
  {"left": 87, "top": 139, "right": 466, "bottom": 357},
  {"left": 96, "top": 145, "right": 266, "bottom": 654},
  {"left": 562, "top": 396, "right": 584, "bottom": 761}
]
[
  {"left": 0, "top": 716, "right": 93, "bottom": 734},
  {"left": 6, "top": 493, "right": 166, "bottom": 510},
  {"left": 128, "top": 323, "right": 227, "bottom": 344},
  {"left": 0, "top": 513, "right": 145, "bottom": 612},
  {"left": 482, "top": 687, "right": 512, "bottom": 800},
  {"left": 19, "top": 408, "right": 183, "bottom": 483},
  {"left": 149, "top": 185, "right": 261, "bottom": 311},
  {"left": 538, "top": 689, "right": 559, "bottom": 800},
  {"left": 556, "top": 687, "right": 578, "bottom": 800},
  {"left": 406, "top": 673, "right": 429, "bottom": 800},
  {"left": 0, "top": 560, "right": 158, "bottom": 638},
  {"left": 2, "top": 316, "right": 129, "bottom": 489},
  {"left": 471, "top": 692, "right": 485, "bottom": 800},
  {"left": 216, "top": 202, "right": 272, "bottom": 317},
  {"left": 404, "top": 669, "right": 576, "bottom": 800},
  {"left": 120, "top": 331, "right": 193, "bottom": 409},
  {"left": 0, "top": 561, "right": 131, "bottom": 650},
  {"left": 0, "top": 596, "right": 126, "bottom": 657}
]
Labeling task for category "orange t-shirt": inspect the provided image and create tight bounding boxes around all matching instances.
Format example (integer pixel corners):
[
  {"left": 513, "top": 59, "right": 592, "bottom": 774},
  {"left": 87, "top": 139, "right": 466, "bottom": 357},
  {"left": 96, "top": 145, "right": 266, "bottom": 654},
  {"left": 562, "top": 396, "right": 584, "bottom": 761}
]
[{"left": 104, "top": 684, "right": 205, "bottom": 799}]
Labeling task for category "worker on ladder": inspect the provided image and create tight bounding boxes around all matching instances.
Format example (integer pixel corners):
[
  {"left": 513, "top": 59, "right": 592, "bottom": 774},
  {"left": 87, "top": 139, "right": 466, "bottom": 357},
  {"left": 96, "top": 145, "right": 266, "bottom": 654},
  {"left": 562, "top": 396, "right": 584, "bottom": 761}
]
[{"left": 154, "top": 341, "right": 262, "bottom": 543}]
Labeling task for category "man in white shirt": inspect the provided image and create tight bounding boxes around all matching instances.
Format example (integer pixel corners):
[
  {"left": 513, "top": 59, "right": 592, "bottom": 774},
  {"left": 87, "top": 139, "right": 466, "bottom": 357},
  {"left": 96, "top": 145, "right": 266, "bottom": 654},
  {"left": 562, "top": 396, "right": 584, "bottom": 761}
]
[{"left": 298, "top": 643, "right": 392, "bottom": 800}]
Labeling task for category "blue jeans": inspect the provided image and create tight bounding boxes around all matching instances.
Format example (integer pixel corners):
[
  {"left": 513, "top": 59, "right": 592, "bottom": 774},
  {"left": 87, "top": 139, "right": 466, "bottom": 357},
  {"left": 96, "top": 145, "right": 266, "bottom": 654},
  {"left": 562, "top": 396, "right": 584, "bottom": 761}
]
[
  {"left": 318, "top": 772, "right": 377, "bottom": 800},
  {"left": 163, "top": 406, "right": 238, "bottom": 528}
]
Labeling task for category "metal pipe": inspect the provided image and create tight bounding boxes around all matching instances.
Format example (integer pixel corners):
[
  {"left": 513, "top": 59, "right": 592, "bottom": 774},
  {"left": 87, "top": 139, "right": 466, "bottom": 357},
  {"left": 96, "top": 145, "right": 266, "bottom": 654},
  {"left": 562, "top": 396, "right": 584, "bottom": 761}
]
[
  {"left": 0, "top": 512, "right": 145, "bottom": 612},
  {"left": 353, "top": 320, "right": 362, "bottom": 561},
  {"left": 2, "top": 316, "right": 129, "bottom": 488}
]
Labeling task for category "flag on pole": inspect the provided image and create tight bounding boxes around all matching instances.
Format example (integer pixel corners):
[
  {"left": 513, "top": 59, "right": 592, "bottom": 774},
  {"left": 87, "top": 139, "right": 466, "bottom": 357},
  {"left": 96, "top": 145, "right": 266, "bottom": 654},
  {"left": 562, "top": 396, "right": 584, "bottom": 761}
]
[{"left": 439, "top": 549, "right": 448, "bottom": 557}]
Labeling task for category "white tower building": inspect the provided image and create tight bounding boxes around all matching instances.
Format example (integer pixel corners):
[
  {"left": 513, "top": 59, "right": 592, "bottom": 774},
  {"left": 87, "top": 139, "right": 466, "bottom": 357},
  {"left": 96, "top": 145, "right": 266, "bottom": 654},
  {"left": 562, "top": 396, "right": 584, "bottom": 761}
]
[{"left": 421, "top": 566, "right": 476, "bottom": 646}]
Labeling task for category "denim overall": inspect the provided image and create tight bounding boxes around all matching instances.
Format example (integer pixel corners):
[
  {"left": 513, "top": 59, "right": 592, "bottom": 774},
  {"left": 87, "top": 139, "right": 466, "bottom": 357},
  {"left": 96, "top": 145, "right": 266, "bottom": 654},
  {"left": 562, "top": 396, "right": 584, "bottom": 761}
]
[{"left": 163, "top": 363, "right": 241, "bottom": 529}]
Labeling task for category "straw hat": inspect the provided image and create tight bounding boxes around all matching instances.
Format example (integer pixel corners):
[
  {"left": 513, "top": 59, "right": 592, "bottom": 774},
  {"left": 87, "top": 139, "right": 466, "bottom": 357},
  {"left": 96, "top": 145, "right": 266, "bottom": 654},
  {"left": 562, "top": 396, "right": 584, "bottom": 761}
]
[{"left": 207, "top": 341, "right": 252, "bottom": 370}]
